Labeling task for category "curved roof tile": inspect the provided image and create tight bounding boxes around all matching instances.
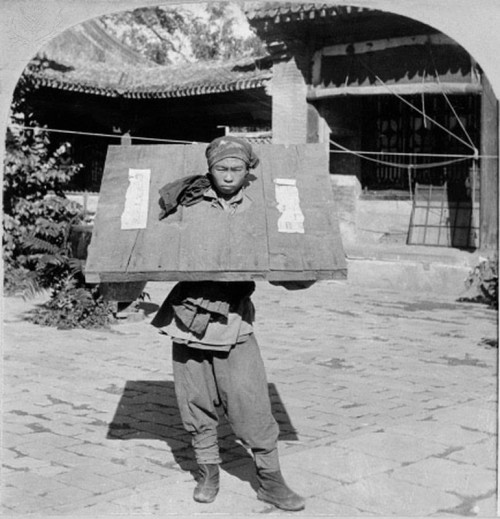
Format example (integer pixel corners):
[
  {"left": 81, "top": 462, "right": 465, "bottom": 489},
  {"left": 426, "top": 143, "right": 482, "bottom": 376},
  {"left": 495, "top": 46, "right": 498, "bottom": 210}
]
[
  {"left": 244, "top": 2, "right": 370, "bottom": 22},
  {"left": 32, "top": 17, "right": 272, "bottom": 98},
  {"left": 30, "top": 58, "right": 272, "bottom": 98}
]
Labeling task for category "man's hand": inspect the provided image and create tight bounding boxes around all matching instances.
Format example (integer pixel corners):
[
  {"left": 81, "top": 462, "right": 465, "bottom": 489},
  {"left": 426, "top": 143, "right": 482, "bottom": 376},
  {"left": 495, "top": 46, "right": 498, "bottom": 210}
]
[{"left": 270, "top": 280, "right": 316, "bottom": 290}]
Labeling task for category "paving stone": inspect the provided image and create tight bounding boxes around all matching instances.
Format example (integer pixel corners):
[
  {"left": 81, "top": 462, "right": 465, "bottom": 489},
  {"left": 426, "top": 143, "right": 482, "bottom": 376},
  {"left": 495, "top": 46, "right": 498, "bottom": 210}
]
[
  {"left": 53, "top": 467, "right": 130, "bottom": 493},
  {"left": 3, "top": 471, "right": 71, "bottom": 496},
  {"left": 285, "top": 445, "right": 400, "bottom": 483},
  {"left": 30, "top": 463, "right": 70, "bottom": 477},
  {"left": 447, "top": 438, "right": 497, "bottom": 470},
  {"left": 34, "top": 448, "right": 88, "bottom": 467},
  {"left": 318, "top": 473, "right": 462, "bottom": 515},
  {"left": 334, "top": 431, "right": 448, "bottom": 463},
  {"left": 25, "top": 484, "right": 95, "bottom": 510},
  {"left": 390, "top": 457, "right": 496, "bottom": 495},
  {"left": 386, "top": 420, "right": 490, "bottom": 446},
  {"left": 1, "top": 423, "right": 33, "bottom": 435},
  {"left": 2, "top": 456, "right": 51, "bottom": 471},
  {"left": 65, "top": 442, "right": 130, "bottom": 459},
  {"left": 303, "top": 496, "right": 367, "bottom": 515},
  {"left": 110, "top": 455, "right": 171, "bottom": 473},
  {"left": 2, "top": 280, "right": 497, "bottom": 516},
  {"left": 109, "top": 477, "right": 266, "bottom": 515},
  {"left": 13, "top": 441, "right": 67, "bottom": 459},
  {"left": 471, "top": 493, "right": 498, "bottom": 516},
  {"left": 39, "top": 486, "right": 142, "bottom": 514},
  {"left": 1, "top": 493, "right": 55, "bottom": 514},
  {"left": 55, "top": 500, "right": 129, "bottom": 515},
  {"left": 108, "top": 469, "right": 164, "bottom": 487},
  {"left": 12, "top": 431, "right": 84, "bottom": 448},
  {"left": 74, "top": 459, "right": 139, "bottom": 477},
  {"left": 276, "top": 465, "right": 339, "bottom": 498},
  {"left": 434, "top": 405, "right": 497, "bottom": 435}
]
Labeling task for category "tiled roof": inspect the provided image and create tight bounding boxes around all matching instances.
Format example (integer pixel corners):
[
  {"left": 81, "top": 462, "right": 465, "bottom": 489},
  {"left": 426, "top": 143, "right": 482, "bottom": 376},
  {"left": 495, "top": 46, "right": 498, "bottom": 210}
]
[
  {"left": 30, "top": 59, "right": 272, "bottom": 98},
  {"left": 245, "top": 2, "right": 370, "bottom": 22},
  {"left": 31, "top": 18, "right": 272, "bottom": 98}
]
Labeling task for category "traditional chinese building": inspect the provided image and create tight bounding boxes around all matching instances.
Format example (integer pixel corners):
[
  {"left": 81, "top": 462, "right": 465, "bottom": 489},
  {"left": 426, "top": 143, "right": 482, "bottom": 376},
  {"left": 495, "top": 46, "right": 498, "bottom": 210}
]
[
  {"left": 245, "top": 3, "right": 498, "bottom": 250},
  {"left": 28, "top": 18, "right": 273, "bottom": 193},
  {"left": 24, "top": 5, "right": 498, "bottom": 251}
]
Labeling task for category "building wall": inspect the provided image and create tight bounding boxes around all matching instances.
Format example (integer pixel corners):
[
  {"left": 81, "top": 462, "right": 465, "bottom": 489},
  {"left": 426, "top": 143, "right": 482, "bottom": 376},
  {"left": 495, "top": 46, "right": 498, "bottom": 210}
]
[
  {"left": 316, "top": 98, "right": 363, "bottom": 180},
  {"left": 329, "top": 176, "right": 413, "bottom": 246}
]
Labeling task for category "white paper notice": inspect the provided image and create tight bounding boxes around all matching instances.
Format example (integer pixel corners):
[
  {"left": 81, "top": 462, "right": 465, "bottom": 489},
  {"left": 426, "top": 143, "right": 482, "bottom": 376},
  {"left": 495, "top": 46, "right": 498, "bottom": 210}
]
[
  {"left": 121, "top": 168, "right": 151, "bottom": 230},
  {"left": 274, "top": 178, "right": 305, "bottom": 233}
]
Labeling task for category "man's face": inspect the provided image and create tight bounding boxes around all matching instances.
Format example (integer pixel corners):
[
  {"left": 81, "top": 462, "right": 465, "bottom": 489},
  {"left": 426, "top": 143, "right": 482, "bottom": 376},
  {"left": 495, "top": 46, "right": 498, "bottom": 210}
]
[{"left": 209, "top": 157, "right": 249, "bottom": 198}]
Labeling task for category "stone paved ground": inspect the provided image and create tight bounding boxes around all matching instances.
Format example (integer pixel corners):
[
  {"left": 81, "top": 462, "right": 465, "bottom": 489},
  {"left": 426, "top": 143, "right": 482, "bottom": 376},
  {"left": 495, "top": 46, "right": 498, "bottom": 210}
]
[{"left": 1, "top": 280, "right": 498, "bottom": 517}]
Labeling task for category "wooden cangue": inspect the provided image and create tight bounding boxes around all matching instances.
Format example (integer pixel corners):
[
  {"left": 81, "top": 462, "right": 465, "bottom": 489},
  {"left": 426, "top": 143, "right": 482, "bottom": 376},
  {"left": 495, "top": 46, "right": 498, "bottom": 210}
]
[{"left": 85, "top": 143, "right": 347, "bottom": 283}]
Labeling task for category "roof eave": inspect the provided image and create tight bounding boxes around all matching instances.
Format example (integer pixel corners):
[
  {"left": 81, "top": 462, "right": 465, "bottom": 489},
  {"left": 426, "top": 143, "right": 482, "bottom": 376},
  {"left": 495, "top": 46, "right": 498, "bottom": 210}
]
[{"left": 30, "top": 74, "right": 271, "bottom": 99}]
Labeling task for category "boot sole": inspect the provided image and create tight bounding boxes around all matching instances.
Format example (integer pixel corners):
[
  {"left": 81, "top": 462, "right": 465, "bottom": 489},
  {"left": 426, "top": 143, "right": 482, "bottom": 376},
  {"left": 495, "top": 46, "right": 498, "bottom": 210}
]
[
  {"left": 193, "top": 496, "right": 218, "bottom": 504},
  {"left": 193, "top": 492, "right": 218, "bottom": 504},
  {"left": 193, "top": 487, "right": 219, "bottom": 504},
  {"left": 257, "top": 492, "right": 305, "bottom": 511}
]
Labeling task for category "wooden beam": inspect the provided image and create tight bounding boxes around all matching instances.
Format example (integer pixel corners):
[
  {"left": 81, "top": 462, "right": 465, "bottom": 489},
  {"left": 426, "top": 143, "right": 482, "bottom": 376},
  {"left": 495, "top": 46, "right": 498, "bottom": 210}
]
[
  {"left": 307, "top": 82, "right": 482, "bottom": 99},
  {"left": 480, "top": 74, "right": 499, "bottom": 251},
  {"left": 319, "top": 33, "right": 456, "bottom": 57},
  {"left": 88, "top": 270, "right": 347, "bottom": 283}
]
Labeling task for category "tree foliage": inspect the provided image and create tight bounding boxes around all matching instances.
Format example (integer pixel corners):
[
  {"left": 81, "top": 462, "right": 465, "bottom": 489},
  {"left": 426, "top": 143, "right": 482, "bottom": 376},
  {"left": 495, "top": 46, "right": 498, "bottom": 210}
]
[
  {"left": 4, "top": 58, "right": 82, "bottom": 281},
  {"left": 3, "top": 57, "right": 114, "bottom": 328},
  {"left": 100, "top": 3, "right": 266, "bottom": 64}
]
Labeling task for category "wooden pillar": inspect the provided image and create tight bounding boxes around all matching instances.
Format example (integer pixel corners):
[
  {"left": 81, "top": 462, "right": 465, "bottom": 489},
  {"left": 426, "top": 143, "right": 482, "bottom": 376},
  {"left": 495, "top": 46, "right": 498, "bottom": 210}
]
[
  {"left": 307, "top": 103, "right": 330, "bottom": 144},
  {"left": 120, "top": 131, "right": 132, "bottom": 145},
  {"left": 480, "top": 74, "right": 499, "bottom": 251}
]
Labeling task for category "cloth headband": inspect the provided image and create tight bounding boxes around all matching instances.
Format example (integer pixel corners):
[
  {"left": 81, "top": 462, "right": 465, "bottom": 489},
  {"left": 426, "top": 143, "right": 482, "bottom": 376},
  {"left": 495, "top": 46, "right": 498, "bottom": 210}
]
[{"left": 205, "top": 136, "right": 260, "bottom": 169}]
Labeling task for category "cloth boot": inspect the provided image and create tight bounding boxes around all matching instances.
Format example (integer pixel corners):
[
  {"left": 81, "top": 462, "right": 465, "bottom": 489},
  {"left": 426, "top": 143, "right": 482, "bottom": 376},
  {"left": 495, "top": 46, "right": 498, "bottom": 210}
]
[
  {"left": 193, "top": 463, "right": 220, "bottom": 503},
  {"left": 256, "top": 469, "right": 305, "bottom": 511}
]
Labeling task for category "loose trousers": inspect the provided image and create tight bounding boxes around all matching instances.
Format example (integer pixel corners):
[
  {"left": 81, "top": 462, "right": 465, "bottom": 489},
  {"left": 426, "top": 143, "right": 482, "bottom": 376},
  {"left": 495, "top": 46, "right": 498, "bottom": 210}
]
[{"left": 172, "top": 333, "right": 280, "bottom": 472}]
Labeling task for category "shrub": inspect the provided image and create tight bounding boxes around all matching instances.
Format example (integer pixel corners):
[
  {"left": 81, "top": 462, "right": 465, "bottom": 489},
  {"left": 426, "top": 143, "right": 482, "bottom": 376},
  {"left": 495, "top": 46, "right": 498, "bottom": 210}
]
[
  {"left": 3, "top": 122, "right": 85, "bottom": 295},
  {"left": 3, "top": 263, "right": 40, "bottom": 299},
  {"left": 462, "top": 255, "right": 498, "bottom": 308},
  {"left": 3, "top": 57, "right": 114, "bottom": 328},
  {"left": 28, "top": 277, "right": 114, "bottom": 330}
]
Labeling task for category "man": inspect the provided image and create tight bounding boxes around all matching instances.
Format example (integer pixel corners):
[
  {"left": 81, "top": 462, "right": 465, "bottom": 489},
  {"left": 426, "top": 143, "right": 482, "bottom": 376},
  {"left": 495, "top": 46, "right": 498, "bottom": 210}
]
[{"left": 152, "top": 136, "right": 310, "bottom": 512}]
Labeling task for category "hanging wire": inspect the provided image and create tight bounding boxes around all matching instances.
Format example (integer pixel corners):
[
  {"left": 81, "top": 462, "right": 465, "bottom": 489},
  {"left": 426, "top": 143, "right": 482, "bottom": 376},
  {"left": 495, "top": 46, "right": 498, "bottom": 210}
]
[
  {"left": 329, "top": 137, "right": 472, "bottom": 170},
  {"left": 9, "top": 59, "right": 274, "bottom": 143},
  {"left": 354, "top": 55, "right": 477, "bottom": 152},
  {"left": 9, "top": 124, "right": 495, "bottom": 164},
  {"left": 329, "top": 149, "right": 480, "bottom": 159},
  {"left": 421, "top": 70, "right": 428, "bottom": 129},
  {"left": 426, "top": 43, "right": 477, "bottom": 153},
  {"left": 8, "top": 124, "right": 206, "bottom": 144}
]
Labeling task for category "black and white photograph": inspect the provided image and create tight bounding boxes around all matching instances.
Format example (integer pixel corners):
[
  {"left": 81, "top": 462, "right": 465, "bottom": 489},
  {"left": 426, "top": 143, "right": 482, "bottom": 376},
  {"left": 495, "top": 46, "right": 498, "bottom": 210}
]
[{"left": 1, "top": 0, "right": 498, "bottom": 516}]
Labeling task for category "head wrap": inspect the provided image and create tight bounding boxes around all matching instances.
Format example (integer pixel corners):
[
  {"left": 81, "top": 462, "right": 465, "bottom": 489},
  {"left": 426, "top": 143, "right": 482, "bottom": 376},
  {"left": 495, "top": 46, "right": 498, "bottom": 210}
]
[{"left": 205, "top": 135, "right": 260, "bottom": 169}]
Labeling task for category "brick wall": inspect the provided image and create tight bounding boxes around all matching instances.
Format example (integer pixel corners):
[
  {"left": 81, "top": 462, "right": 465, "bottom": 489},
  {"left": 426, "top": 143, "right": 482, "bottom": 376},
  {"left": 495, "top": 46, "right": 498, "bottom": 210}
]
[{"left": 269, "top": 58, "right": 308, "bottom": 144}]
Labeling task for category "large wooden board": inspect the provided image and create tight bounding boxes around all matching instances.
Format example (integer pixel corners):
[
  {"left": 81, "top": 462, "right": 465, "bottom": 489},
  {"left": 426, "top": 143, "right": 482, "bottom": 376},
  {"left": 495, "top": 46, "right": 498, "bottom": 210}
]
[{"left": 85, "top": 144, "right": 347, "bottom": 282}]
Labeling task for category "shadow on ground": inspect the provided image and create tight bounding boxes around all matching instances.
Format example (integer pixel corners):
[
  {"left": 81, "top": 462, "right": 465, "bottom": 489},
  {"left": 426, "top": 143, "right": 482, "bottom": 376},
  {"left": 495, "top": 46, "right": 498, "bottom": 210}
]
[{"left": 107, "top": 380, "right": 298, "bottom": 489}]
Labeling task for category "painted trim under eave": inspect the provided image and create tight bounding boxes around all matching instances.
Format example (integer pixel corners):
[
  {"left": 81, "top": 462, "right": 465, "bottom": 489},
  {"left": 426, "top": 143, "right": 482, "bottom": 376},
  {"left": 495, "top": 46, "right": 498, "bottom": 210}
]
[
  {"left": 319, "top": 34, "right": 456, "bottom": 57},
  {"left": 307, "top": 82, "right": 483, "bottom": 99},
  {"left": 30, "top": 76, "right": 271, "bottom": 99}
]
